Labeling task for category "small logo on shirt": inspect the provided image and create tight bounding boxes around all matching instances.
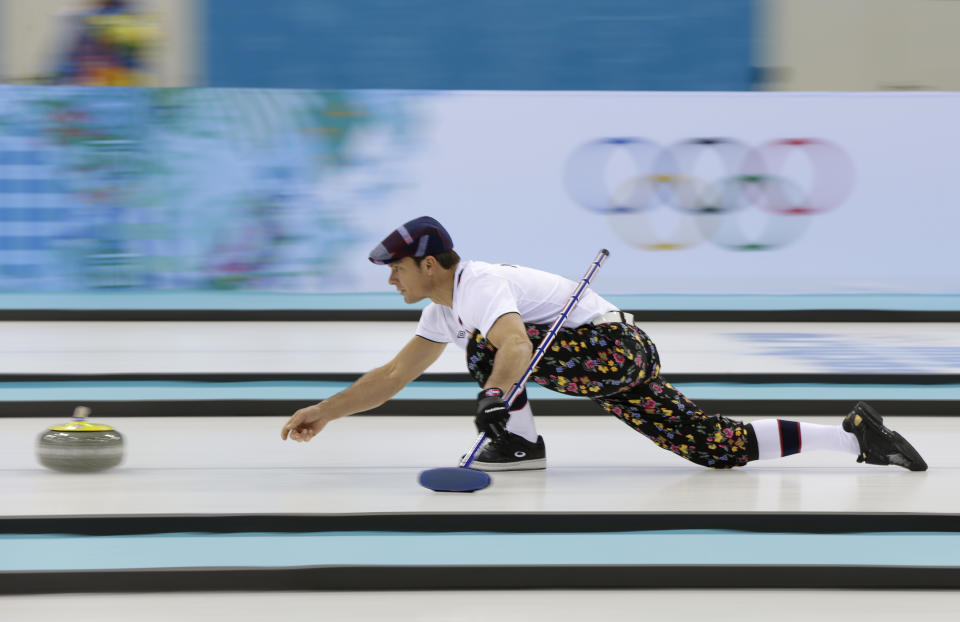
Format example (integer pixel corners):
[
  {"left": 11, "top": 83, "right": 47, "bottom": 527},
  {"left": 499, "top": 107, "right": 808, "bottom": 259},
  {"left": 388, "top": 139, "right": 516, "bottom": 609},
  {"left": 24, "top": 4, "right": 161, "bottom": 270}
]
[{"left": 456, "top": 330, "right": 466, "bottom": 339}]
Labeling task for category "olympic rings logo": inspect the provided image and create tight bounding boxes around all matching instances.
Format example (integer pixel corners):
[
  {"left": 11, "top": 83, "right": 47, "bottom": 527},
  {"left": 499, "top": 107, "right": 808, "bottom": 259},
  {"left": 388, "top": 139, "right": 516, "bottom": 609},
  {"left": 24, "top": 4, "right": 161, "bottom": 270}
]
[{"left": 564, "top": 137, "right": 855, "bottom": 251}]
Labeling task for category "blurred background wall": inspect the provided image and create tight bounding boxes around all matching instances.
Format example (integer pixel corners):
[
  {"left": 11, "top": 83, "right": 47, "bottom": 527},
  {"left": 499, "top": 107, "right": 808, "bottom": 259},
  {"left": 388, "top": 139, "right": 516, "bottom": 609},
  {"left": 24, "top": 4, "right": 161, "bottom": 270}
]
[
  {"left": 5, "top": 1, "right": 959, "bottom": 91},
  {"left": 763, "top": 0, "right": 960, "bottom": 91},
  {"left": 0, "top": 0, "right": 197, "bottom": 86}
]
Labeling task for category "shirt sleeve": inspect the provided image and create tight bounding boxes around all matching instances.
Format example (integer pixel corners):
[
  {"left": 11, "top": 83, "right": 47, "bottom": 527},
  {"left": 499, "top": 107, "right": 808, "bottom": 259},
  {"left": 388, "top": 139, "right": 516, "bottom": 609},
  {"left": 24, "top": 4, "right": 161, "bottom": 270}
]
[
  {"left": 415, "top": 303, "right": 453, "bottom": 343},
  {"left": 459, "top": 274, "right": 521, "bottom": 338}
]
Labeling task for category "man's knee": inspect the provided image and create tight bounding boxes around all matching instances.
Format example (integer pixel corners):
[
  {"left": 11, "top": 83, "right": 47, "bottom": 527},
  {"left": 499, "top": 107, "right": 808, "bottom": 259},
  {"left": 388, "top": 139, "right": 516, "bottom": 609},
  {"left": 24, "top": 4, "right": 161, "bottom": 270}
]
[{"left": 686, "top": 452, "right": 749, "bottom": 470}]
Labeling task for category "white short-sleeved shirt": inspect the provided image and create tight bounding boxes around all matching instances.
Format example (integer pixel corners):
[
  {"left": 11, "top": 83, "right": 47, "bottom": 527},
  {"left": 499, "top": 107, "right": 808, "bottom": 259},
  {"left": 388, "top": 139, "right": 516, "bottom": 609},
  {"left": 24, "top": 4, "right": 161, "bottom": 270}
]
[{"left": 416, "top": 259, "right": 618, "bottom": 350}]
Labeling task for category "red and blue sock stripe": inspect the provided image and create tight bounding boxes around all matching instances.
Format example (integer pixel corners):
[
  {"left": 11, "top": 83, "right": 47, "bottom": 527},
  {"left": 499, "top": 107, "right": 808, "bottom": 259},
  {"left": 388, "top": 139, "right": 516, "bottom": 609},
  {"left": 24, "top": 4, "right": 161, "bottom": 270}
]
[{"left": 778, "top": 420, "right": 802, "bottom": 456}]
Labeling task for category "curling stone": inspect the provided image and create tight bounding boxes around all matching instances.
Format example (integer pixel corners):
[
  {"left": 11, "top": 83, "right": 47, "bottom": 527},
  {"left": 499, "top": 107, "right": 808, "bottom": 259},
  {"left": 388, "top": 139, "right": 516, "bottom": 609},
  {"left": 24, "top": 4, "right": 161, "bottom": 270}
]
[{"left": 36, "top": 406, "right": 124, "bottom": 473}]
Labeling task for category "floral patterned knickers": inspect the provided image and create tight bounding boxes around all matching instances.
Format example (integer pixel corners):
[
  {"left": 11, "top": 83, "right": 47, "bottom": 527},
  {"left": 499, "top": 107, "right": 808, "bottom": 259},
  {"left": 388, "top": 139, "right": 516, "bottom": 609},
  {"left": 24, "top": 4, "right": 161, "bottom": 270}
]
[{"left": 466, "top": 321, "right": 752, "bottom": 469}]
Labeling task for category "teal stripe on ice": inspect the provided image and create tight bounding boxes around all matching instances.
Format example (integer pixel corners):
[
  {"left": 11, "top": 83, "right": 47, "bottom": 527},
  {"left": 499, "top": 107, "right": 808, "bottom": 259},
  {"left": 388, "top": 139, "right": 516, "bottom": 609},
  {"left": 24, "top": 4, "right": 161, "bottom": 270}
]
[
  {"left": 1, "top": 381, "right": 960, "bottom": 402},
  {"left": 0, "top": 293, "right": 428, "bottom": 311},
  {"left": 3, "top": 293, "right": 960, "bottom": 311},
  {"left": 1, "top": 530, "right": 959, "bottom": 571},
  {"left": 611, "top": 294, "right": 960, "bottom": 311}
]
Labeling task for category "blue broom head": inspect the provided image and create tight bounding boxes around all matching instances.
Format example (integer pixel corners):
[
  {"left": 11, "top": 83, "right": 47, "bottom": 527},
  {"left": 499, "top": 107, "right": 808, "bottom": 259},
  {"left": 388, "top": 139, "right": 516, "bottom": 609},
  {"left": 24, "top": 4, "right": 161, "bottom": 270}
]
[{"left": 418, "top": 467, "right": 491, "bottom": 492}]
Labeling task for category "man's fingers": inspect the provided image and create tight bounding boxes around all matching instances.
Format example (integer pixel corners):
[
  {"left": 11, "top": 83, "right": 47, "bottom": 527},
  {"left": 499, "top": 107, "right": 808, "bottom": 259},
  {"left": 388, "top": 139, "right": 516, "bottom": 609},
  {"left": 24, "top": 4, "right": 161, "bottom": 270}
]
[
  {"left": 282, "top": 410, "right": 323, "bottom": 443},
  {"left": 287, "top": 428, "right": 310, "bottom": 443},
  {"left": 281, "top": 413, "right": 304, "bottom": 440}
]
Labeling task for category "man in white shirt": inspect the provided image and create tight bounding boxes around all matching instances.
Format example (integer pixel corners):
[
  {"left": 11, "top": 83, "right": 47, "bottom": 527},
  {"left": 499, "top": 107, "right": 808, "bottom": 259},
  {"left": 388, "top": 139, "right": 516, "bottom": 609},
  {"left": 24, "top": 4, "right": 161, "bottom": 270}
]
[{"left": 281, "top": 216, "right": 927, "bottom": 472}]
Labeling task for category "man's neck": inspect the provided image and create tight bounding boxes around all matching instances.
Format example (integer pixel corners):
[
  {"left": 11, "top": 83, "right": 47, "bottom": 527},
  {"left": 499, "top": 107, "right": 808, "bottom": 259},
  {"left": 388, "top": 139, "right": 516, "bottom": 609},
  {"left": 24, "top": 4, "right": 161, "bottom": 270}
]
[{"left": 428, "top": 262, "right": 459, "bottom": 307}]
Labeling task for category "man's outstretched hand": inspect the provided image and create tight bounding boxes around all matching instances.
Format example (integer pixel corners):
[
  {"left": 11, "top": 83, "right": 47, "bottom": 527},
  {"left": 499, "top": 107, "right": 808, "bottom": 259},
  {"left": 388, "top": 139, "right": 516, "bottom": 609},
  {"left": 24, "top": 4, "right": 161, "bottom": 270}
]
[{"left": 281, "top": 405, "right": 332, "bottom": 442}]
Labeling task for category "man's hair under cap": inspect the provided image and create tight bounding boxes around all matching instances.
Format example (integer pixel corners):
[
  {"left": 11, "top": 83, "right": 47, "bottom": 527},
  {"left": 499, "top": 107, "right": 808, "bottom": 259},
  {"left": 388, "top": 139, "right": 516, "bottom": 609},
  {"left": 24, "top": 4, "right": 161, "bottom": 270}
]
[{"left": 368, "top": 216, "right": 454, "bottom": 265}]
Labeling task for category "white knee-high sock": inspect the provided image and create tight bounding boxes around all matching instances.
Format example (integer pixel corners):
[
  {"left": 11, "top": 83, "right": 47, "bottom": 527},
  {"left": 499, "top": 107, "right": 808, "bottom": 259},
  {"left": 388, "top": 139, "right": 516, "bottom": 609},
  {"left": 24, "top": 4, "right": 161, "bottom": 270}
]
[
  {"left": 751, "top": 419, "right": 859, "bottom": 460},
  {"left": 800, "top": 421, "right": 861, "bottom": 455},
  {"left": 506, "top": 400, "right": 538, "bottom": 442}
]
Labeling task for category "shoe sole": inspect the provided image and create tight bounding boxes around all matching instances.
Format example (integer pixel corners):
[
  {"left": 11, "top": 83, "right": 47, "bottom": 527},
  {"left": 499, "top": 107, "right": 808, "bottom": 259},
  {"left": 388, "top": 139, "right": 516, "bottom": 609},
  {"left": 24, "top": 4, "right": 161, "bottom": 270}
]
[
  {"left": 854, "top": 402, "right": 928, "bottom": 471},
  {"left": 469, "top": 458, "right": 547, "bottom": 472},
  {"left": 886, "top": 431, "right": 928, "bottom": 471}
]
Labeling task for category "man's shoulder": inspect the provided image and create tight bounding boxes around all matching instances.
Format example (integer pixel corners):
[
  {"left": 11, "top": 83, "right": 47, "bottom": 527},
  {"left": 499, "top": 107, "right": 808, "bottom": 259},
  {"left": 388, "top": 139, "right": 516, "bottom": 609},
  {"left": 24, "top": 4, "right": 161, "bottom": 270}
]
[
  {"left": 460, "top": 259, "right": 523, "bottom": 280},
  {"left": 462, "top": 259, "right": 559, "bottom": 286},
  {"left": 457, "top": 261, "right": 514, "bottom": 294}
]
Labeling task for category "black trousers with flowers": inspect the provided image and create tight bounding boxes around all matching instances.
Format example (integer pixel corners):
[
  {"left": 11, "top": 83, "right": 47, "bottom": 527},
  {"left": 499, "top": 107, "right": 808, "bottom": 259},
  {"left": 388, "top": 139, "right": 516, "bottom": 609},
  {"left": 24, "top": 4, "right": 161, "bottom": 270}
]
[{"left": 466, "top": 321, "right": 753, "bottom": 469}]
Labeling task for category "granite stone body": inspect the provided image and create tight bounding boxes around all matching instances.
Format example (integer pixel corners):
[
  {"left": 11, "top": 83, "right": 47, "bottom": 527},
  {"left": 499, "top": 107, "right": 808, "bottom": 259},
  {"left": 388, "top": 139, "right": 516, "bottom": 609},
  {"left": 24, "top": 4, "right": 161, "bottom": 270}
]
[{"left": 36, "top": 429, "right": 124, "bottom": 472}]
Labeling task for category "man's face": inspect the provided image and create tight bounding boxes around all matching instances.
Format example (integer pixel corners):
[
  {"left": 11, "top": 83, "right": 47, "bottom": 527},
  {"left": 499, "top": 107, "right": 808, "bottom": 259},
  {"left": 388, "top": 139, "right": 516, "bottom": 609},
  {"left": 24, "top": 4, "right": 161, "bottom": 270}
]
[{"left": 387, "top": 257, "right": 428, "bottom": 303}]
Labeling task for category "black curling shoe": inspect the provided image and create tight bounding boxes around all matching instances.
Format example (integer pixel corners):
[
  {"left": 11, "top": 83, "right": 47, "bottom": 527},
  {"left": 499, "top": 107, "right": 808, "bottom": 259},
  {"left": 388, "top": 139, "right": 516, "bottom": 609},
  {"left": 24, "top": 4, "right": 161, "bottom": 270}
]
[
  {"left": 842, "top": 401, "right": 928, "bottom": 471},
  {"left": 468, "top": 432, "right": 546, "bottom": 471}
]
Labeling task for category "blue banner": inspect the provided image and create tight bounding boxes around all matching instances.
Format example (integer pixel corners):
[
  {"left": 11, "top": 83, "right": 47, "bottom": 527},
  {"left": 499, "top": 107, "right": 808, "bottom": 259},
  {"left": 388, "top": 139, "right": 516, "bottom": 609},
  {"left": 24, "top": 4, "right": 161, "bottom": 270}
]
[{"left": 203, "top": 0, "right": 755, "bottom": 91}]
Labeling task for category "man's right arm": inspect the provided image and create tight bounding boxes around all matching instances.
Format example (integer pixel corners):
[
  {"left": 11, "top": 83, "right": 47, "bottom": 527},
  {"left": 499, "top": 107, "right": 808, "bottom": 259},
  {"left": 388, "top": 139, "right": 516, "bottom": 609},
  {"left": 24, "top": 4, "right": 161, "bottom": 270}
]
[{"left": 281, "top": 336, "right": 447, "bottom": 441}]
